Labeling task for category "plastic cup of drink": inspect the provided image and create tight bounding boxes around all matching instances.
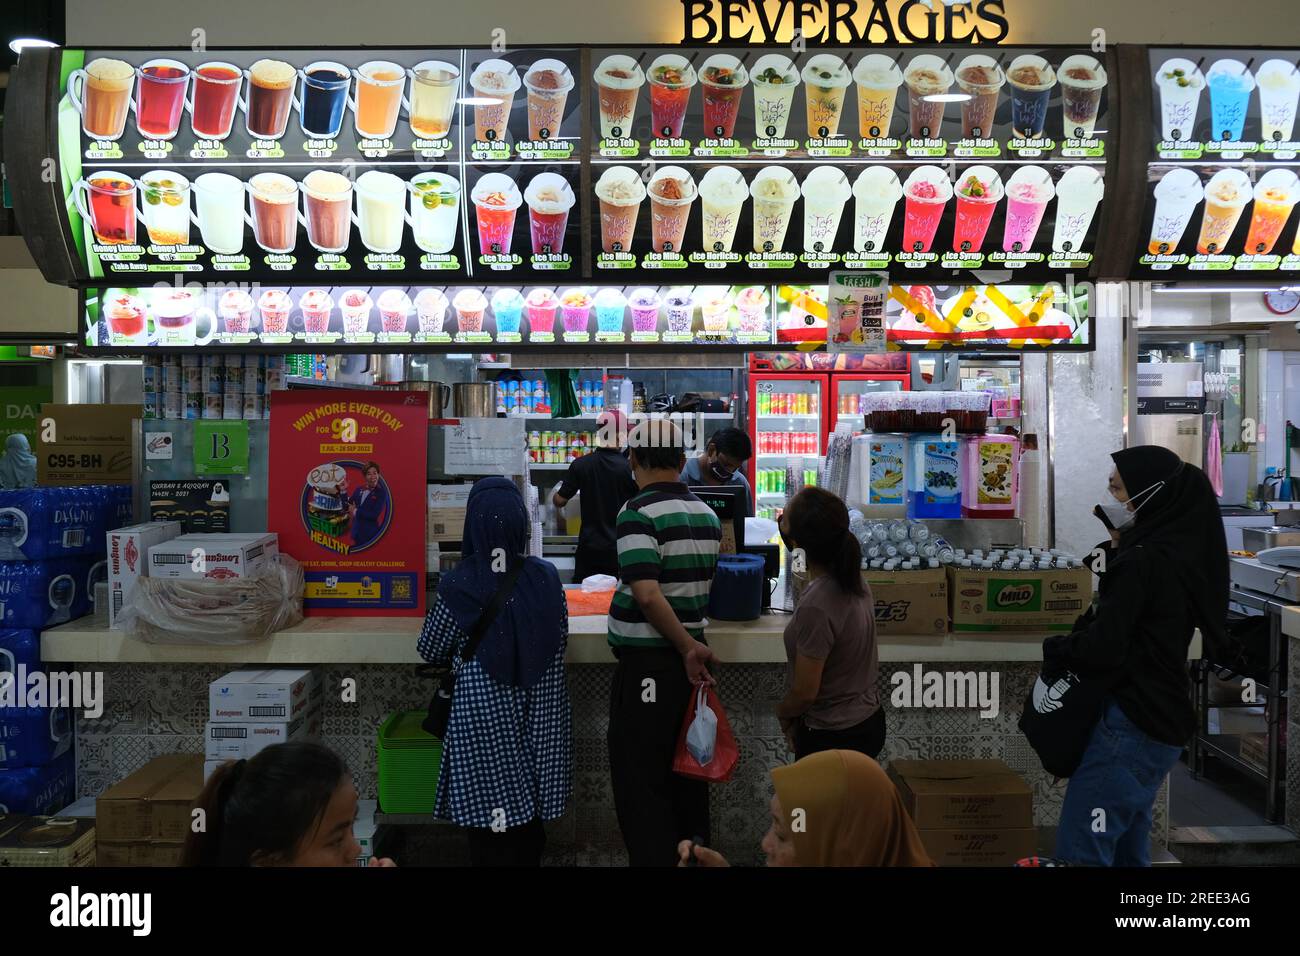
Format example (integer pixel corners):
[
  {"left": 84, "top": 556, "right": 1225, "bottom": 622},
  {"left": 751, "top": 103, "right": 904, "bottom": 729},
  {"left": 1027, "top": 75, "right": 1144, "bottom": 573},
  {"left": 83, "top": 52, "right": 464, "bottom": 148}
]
[
  {"left": 258, "top": 289, "right": 291, "bottom": 335},
  {"left": 409, "top": 171, "right": 461, "bottom": 254},
  {"left": 337, "top": 289, "right": 372, "bottom": 337},
  {"left": 1052, "top": 166, "right": 1106, "bottom": 254},
  {"left": 852, "top": 166, "right": 903, "bottom": 253},
  {"left": 1155, "top": 58, "right": 1205, "bottom": 142},
  {"left": 698, "top": 166, "right": 748, "bottom": 253},
  {"left": 561, "top": 288, "right": 594, "bottom": 333},
  {"left": 750, "top": 166, "right": 800, "bottom": 253},
  {"left": 1058, "top": 54, "right": 1107, "bottom": 139},
  {"left": 1148, "top": 168, "right": 1205, "bottom": 255},
  {"left": 299, "top": 289, "right": 334, "bottom": 335},
  {"left": 594, "top": 288, "right": 628, "bottom": 334},
  {"left": 525, "top": 288, "right": 560, "bottom": 334},
  {"left": 951, "top": 166, "right": 1004, "bottom": 254},
  {"left": 802, "top": 54, "right": 852, "bottom": 138},
  {"left": 376, "top": 289, "right": 411, "bottom": 334},
  {"left": 469, "top": 58, "right": 521, "bottom": 143},
  {"left": 219, "top": 289, "right": 254, "bottom": 335},
  {"left": 105, "top": 292, "right": 147, "bottom": 345},
  {"left": 1244, "top": 169, "right": 1300, "bottom": 256},
  {"left": 593, "top": 55, "right": 644, "bottom": 140},
  {"left": 523, "top": 58, "right": 574, "bottom": 141},
  {"left": 1206, "top": 59, "right": 1255, "bottom": 143},
  {"left": 955, "top": 54, "right": 1004, "bottom": 140},
  {"left": 696, "top": 287, "right": 732, "bottom": 333},
  {"left": 1196, "top": 168, "right": 1253, "bottom": 255},
  {"left": 903, "top": 54, "right": 954, "bottom": 140},
  {"left": 647, "top": 165, "right": 697, "bottom": 254},
  {"left": 647, "top": 53, "right": 696, "bottom": 140},
  {"left": 1006, "top": 54, "right": 1056, "bottom": 140},
  {"left": 491, "top": 288, "right": 526, "bottom": 335},
  {"left": 901, "top": 165, "right": 953, "bottom": 254},
  {"left": 699, "top": 53, "right": 748, "bottom": 139},
  {"left": 735, "top": 285, "right": 770, "bottom": 335},
  {"left": 801, "top": 165, "right": 852, "bottom": 254},
  {"left": 628, "top": 287, "right": 662, "bottom": 333},
  {"left": 595, "top": 165, "right": 646, "bottom": 254},
  {"left": 750, "top": 53, "right": 800, "bottom": 140},
  {"left": 1256, "top": 59, "right": 1300, "bottom": 144},
  {"left": 471, "top": 172, "right": 523, "bottom": 257},
  {"left": 1002, "top": 166, "right": 1055, "bottom": 253},
  {"left": 453, "top": 288, "right": 489, "bottom": 334},
  {"left": 664, "top": 288, "right": 694, "bottom": 335},
  {"left": 414, "top": 288, "right": 449, "bottom": 335},
  {"left": 524, "top": 171, "right": 575, "bottom": 256},
  {"left": 854, "top": 54, "right": 903, "bottom": 141}
]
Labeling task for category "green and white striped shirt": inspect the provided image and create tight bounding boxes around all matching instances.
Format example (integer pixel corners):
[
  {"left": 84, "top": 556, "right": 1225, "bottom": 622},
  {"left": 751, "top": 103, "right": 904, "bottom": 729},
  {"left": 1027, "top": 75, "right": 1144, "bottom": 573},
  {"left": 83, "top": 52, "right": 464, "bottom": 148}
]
[{"left": 608, "top": 483, "right": 722, "bottom": 649}]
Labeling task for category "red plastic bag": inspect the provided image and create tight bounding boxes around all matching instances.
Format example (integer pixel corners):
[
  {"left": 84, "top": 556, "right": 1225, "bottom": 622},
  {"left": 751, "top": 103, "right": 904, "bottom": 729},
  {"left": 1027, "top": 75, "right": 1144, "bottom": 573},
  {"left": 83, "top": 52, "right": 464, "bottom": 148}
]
[{"left": 672, "top": 683, "right": 739, "bottom": 783}]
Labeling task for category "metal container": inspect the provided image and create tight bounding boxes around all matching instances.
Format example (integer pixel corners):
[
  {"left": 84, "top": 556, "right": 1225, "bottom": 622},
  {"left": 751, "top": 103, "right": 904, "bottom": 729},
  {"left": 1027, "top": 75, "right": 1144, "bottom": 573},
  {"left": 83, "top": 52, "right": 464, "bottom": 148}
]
[
  {"left": 402, "top": 381, "right": 452, "bottom": 418},
  {"left": 1242, "top": 527, "right": 1300, "bottom": 552},
  {"left": 452, "top": 382, "right": 497, "bottom": 418}
]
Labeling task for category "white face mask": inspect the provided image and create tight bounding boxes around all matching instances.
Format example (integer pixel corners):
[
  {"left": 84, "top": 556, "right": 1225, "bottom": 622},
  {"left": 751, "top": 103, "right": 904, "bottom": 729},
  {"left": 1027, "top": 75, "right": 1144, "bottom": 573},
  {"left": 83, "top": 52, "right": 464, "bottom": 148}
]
[{"left": 1098, "top": 481, "right": 1164, "bottom": 532}]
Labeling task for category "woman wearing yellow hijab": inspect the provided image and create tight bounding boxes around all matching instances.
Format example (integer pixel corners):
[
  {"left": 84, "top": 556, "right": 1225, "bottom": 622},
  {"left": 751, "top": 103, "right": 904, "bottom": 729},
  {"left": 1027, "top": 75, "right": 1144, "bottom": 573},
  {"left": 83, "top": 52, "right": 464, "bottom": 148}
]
[{"left": 678, "top": 750, "right": 933, "bottom": 867}]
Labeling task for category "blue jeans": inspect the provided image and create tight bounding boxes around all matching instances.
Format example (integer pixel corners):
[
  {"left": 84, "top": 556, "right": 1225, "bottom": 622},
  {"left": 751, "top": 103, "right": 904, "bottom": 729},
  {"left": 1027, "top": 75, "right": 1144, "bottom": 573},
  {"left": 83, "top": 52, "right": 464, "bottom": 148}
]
[{"left": 1055, "top": 698, "right": 1183, "bottom": 866}]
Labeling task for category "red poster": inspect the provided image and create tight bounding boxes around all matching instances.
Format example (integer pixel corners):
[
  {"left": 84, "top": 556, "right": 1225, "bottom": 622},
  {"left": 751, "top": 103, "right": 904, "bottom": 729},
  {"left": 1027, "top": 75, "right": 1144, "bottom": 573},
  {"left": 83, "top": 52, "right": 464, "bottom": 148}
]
[{"left": 268, "top": 390, "right": 427, "bottom": 617}]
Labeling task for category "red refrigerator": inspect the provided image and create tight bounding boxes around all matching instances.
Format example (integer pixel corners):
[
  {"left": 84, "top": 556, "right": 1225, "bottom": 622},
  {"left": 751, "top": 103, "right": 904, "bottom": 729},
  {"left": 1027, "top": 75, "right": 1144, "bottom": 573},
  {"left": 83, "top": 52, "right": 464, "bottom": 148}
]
[{"left": 748, "top": 371, "right": 829, "bottom": 519}]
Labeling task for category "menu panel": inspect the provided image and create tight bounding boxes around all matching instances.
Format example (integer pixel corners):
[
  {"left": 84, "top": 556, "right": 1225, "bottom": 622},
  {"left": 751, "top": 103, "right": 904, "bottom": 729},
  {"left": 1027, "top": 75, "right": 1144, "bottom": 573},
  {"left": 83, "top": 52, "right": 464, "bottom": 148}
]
[{"left": 1137, "top": 48, "right": 1300, "bottom": 276}]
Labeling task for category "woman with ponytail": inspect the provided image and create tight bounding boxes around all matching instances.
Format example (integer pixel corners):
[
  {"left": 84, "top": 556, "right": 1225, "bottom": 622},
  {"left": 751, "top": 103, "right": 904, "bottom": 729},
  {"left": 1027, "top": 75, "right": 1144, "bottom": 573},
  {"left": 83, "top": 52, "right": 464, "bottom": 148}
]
[
  {"left": 181, "top": 741, "right": 394, "bottom": 867},
  {"left": 776, "top": 487, "right": 884, "bottom": 760}
]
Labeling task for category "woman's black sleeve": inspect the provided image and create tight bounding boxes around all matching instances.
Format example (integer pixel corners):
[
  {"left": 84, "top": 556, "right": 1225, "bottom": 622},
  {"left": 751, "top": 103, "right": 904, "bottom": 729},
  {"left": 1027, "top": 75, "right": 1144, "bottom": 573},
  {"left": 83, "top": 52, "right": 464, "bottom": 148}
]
[{"left": 1044, "top": 550, "right": 1150, "bottom": 676}]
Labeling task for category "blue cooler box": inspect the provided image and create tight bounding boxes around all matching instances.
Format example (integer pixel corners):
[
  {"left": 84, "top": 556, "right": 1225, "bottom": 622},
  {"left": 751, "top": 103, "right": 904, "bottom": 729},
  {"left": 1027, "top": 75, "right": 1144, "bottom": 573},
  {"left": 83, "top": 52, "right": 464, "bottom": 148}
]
[{"left": 0, "top": 747, "right": 75, "bottom": 815}]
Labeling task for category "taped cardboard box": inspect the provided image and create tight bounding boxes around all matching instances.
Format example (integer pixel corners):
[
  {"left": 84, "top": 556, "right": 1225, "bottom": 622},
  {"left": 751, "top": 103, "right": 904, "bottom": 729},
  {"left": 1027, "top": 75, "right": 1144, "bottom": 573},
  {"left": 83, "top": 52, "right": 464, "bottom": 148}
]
[
  {"left": 95, "top": 841, "right": 185, "bottom": 867},
  {"left": 865, "top": 568, "right": 949, "bottom": 636},
  {"left": 946, "top": 567, "right": 1093, "bottom": 632},
  {"left": 889, "top": 759, "right": 1033, "bottom": 831},
  {"left": 95, "top": 754, "right": 203, "bottom": 844},
  {"left": 917, "top": 827, "right": 1039, "bottom": 867}
]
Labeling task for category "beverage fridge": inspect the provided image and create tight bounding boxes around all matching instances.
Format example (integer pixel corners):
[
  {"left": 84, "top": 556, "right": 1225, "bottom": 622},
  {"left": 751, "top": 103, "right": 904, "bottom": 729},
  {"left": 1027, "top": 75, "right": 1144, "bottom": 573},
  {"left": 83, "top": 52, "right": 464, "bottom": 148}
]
[{"left": 748, "top": 372, "right": 828, "bottom": 520}]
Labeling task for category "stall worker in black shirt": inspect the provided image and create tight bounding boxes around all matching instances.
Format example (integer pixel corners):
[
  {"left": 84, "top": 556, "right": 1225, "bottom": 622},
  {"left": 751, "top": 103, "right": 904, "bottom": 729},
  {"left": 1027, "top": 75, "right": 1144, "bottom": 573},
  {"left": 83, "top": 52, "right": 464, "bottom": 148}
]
[{"left": 553, "top": 409, "right": 639, "bottom": 583}]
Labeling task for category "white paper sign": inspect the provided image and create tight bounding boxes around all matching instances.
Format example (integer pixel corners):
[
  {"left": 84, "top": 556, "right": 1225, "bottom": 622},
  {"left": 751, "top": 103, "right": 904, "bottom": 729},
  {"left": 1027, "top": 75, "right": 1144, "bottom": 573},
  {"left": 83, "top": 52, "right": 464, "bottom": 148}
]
[
  {"left": 144, "top": 431, "right": 174, "bottom": 460},
  {"left": 443, "top": 418, "right": 527, "bottom": 476}
]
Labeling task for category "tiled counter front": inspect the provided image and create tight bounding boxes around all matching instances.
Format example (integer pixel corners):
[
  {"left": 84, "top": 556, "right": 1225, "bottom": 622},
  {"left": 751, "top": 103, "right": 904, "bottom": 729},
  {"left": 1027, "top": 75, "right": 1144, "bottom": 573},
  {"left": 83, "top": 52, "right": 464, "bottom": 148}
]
[{"left": 74, "top": 661, "right": 1167, "bottom": 866}]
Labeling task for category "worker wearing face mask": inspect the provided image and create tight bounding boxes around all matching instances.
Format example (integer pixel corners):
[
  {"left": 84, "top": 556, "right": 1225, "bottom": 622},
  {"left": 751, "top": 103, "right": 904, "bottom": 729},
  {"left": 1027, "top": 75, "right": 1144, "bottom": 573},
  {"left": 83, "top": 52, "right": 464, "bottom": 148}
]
[
  {"left": 1048, "top": 446, "right": 1228, "bottom": 867},
  {"left": 680, "top": 427, "right": 754, "bottom": 517}
]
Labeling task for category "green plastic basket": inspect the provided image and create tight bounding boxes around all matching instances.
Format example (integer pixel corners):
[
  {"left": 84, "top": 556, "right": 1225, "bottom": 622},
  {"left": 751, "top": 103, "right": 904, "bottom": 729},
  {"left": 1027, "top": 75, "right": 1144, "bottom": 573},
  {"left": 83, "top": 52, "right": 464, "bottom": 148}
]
[{"left": 377, "top": 710, "right": 443, "bottom": 814}]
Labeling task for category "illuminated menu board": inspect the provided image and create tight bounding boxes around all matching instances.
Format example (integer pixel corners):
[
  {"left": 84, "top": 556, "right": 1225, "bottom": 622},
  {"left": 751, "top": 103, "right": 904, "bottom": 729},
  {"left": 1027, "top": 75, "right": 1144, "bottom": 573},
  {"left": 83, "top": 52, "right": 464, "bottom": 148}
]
[
  {"left": 1138, "top": 48, "right": 1300, "bottom": 276},
  {"left": 56, "top": 47, "right": 579, "bottom": 282},
  {"left": 590, "top": 46, "right": 1109, "bottom": 279}
]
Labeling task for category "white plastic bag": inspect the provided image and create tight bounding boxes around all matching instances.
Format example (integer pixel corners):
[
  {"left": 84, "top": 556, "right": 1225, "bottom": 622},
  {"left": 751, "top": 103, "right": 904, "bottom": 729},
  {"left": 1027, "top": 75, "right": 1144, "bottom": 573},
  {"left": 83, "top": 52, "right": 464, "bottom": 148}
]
[
  {"left": 580, "top": 573, "right": 617, "bottom": 592},
  {"left": 117, "top": 554, "right": 305, "bottom": 645},
  {"left": 685, "top": 685, "right": 718, "bottom": 765}
]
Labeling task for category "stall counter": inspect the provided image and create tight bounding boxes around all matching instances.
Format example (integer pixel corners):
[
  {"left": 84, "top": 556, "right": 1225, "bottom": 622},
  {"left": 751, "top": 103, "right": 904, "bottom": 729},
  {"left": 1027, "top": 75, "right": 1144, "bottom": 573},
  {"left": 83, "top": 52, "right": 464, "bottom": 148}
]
[{"left": 39, "top": 612, "right": 1200, "bottom": 665}]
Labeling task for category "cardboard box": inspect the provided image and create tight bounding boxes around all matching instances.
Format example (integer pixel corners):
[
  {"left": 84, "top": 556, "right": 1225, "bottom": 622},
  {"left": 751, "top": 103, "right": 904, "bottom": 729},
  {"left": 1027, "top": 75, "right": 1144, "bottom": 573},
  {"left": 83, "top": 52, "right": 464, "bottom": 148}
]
[
  {"left": 209, "top": 668, "right": 322, "bottom": 722},
  {"left": 95, "top": 754, "right": 203, "bottom": 844},
  {"left": 890, "top": 759, "right": 1033, "bottom": 830},
  {"left": 204, "top": 702, "right": 323, "bottom": 760},
  {"left": 147, "top": 533, "right": 278, "bottom": 581},
  {"left": 108, "top": 520, "right": 183, "bottom": 629},
  {"left": 917, "top": 827, "right": 1039, "bottom": 867},
  {"left": 946, "top": 567, "right": 1093, "bottom": 632},
  {"left": 428, "top": 484, "right": 471, "bottom": 542},
  {"left": 95, "top": 841, "right": 185, "bottom": 867},
  {"left": 865, "top": 568, "right": 949, "bottom": 636}
]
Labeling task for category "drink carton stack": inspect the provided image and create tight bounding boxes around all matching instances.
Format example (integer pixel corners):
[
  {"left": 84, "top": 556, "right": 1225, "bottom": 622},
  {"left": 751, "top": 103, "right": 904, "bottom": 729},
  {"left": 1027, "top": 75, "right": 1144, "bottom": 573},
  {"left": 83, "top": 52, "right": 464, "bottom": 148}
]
[
  {"left": 0, "top": 485, "right": 132, "bottom": 815},
  {"left": 204, "top": 668, "right": 324, "bottom": 782}
]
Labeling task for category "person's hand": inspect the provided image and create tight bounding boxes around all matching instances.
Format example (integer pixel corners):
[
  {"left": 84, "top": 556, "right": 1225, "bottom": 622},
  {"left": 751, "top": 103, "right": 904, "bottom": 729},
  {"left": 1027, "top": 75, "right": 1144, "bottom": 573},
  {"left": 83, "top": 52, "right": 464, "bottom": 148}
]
[
  {"left": 367, "top": 856, "right": 397, "bottom": 868},
  {"left": 682, "top": 641, "right": 718, "bottom": 685},
  {"left": 676, "top": 839, "right": 729, "bottom": 867},
  {"left": 1108, "top": 528, "right": 1121, "bottom": 546}
]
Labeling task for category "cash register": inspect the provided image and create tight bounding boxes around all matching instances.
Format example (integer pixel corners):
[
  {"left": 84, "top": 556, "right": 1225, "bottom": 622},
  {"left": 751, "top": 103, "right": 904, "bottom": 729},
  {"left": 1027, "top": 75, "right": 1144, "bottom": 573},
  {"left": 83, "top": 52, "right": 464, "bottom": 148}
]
[{"left": 689, "top": 485, "right": 780, "bottom": 610}]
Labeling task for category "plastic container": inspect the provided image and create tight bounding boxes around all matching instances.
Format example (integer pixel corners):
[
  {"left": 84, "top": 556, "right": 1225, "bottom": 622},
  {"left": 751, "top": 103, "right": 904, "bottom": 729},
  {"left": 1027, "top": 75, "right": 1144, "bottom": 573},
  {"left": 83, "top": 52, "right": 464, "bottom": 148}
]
[
  {"left": 865, "top": 434, "right": 908, "bottom": 509},
  {"left": 377, "top": 710, "right": 443, "bottom": 814},
  {"left": 963, "top": 435, "right": 1020, "bottom": 518},
  {"left": 907, "top": 434, "right": 964, "bottom": 519},
  {"left": 707, "top": 553, "right": 766, "bottom": 621}
]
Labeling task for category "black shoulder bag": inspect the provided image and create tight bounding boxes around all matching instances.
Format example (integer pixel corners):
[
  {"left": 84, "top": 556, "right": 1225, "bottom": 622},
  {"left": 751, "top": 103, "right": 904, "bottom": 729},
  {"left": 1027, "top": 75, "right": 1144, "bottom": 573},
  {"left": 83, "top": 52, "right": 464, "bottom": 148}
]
[{"left": 420, "top": 561, "right": 525, "bottom": 739}]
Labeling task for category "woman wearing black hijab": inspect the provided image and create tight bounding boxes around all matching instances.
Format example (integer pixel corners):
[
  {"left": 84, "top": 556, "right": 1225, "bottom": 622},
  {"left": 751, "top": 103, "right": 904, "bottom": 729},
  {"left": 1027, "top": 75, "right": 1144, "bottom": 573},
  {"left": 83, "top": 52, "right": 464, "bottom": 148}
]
[{"left": 1050, "top": 446, "right": 1228, "bottom": 866}]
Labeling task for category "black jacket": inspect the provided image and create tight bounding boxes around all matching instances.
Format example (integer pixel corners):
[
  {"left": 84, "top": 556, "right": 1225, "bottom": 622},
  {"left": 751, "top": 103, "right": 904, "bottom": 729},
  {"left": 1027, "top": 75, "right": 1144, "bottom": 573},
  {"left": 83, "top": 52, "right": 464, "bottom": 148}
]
[{"left": 1045, "top": 543, "right": 1196, "bottom": 747}]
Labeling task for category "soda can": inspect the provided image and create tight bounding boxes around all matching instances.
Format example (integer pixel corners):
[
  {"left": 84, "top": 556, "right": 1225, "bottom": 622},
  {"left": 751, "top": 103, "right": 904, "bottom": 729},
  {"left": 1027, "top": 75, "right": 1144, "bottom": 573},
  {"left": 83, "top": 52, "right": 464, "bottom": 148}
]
[
  {"left": 528, "top": 430, "right": 541, "bottom": 449},
  {"left": 505, "top": 395, "right": 518, "bottom": 413}
]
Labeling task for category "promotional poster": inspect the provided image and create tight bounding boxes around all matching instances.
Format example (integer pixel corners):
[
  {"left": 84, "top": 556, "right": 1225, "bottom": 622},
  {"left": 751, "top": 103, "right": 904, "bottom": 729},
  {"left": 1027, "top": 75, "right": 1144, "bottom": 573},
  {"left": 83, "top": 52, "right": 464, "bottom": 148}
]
[{"left": 268, "top": 390, "right": 427, "bottom": 616}]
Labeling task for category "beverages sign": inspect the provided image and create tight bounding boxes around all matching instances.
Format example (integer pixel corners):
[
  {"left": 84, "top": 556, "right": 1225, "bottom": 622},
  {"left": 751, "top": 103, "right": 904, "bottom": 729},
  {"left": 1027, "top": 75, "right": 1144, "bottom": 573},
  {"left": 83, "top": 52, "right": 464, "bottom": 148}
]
[{"left": 681, "top": 0, "right": 1013, "bottom": 45}]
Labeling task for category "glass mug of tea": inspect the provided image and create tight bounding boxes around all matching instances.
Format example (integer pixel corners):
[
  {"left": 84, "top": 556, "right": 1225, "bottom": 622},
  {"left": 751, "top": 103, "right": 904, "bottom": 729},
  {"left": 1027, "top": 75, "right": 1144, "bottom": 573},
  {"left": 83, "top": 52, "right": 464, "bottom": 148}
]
[
  {"left": 67, "top": 57, "right": 136, "bottom": 141},
  {"left": 133, "top": 58, "right": 191, "bottom": 140},
  {"left": 348, "top": 60, "right": 409, "bottom": 140},
  {"left": 102, "top": 292, "right": 150, "bottom": 346},
  {"left": 151, "top": 289, "right": 218, "bottom": 346},
  {"left": 72, "top": 170, "right": 140, "bottom": 246},
  {"left": 187, "top": 61, "right": 243, "bottom": 140},
  {"left": 136, "top": 170, "right": 200, "bottom": 247}
]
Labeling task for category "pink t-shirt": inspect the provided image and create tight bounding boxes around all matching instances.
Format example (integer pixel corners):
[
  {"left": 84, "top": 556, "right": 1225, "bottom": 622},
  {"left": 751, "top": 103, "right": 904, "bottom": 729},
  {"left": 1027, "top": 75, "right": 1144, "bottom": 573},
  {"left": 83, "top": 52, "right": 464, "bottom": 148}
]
[{"left": 783, "top": 575, "right": 880, "bottom": 730}]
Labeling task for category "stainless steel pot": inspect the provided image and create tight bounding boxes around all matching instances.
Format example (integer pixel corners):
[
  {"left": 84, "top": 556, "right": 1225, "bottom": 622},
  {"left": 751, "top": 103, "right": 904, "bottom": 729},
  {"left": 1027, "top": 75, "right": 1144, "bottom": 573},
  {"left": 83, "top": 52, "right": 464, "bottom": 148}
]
[
  {"left": 453, "top": 382, "right": 497, "bottom": 418},
  {"left": 401, "top": 381, "right": 452, "bottom": 418}
]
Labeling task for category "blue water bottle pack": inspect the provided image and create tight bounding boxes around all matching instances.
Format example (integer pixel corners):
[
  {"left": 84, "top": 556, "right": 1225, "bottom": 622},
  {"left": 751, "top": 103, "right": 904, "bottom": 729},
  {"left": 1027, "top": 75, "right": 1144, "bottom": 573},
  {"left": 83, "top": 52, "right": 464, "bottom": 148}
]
[
  {"left": 0, "top": 747, "right": 75, "bottom": 815},
  {"left": 0, "top": 486, "right": 116, "bottom": 561},
  {"left": 0, "top": 558, "right": 95, "bottom": 629}
]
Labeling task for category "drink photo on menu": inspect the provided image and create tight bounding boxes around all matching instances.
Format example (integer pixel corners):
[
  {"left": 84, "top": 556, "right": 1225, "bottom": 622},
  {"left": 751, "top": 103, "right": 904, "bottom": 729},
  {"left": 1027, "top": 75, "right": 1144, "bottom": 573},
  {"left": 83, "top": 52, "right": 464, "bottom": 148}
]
[
  {"left": 465, "top": 48, "right": 580, "bottom": 162},
  {"left": 465, "top": 164, "right": 581, "bottom": 276}
]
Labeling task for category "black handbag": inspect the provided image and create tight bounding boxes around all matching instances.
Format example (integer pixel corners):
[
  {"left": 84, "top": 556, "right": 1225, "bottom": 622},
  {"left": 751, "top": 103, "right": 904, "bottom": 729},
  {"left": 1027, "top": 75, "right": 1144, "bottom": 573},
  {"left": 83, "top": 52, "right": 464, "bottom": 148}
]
[
  {"left": 1017, "top": 662, "right": 1108, "bottom": 779},
  {"left": 420, "top": 561, "right": 525, "bottom": 739}
]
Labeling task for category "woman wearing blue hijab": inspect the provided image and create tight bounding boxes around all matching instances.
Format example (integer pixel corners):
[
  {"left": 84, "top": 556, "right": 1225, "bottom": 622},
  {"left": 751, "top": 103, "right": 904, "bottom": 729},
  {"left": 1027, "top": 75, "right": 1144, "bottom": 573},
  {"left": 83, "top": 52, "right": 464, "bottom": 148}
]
[{"left": 417, "top": 477, "right": 571, "bottom": 866}]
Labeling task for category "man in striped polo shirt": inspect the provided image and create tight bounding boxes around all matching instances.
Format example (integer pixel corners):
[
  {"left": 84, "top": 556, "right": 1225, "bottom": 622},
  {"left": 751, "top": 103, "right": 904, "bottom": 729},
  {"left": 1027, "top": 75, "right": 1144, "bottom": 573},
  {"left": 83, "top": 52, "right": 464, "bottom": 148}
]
[{"left": 608, "top": 419, "right": 722, "bottom": 867}]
